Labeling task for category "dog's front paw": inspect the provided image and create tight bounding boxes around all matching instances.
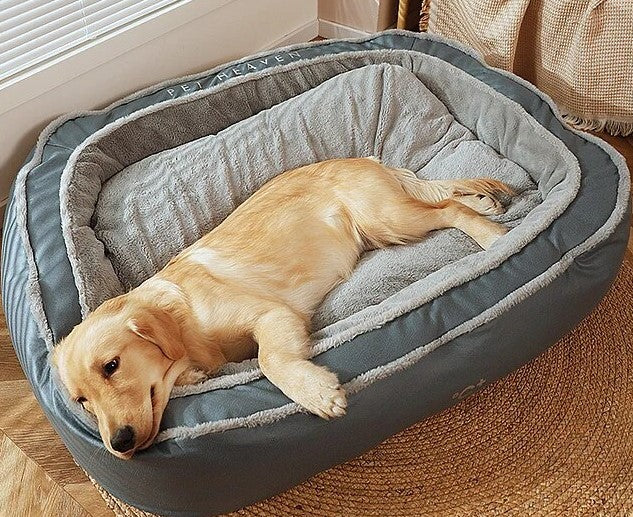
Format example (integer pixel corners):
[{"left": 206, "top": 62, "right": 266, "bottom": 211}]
[
  {"left": 175, "top": 367, "right": 212, "bottom": 386},
  {"left": 291, "top": 365, "right": 348, "bottom": 420}
]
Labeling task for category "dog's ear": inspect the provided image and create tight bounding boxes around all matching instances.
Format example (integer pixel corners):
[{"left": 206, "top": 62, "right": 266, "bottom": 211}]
[{"left": 128, "top": 308, "right": 185, "bottom": 361}]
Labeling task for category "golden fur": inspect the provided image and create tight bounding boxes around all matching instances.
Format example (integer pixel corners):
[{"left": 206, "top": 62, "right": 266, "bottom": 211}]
[{"left": 53, "top": 158, "right": 513, "bottom": 459}]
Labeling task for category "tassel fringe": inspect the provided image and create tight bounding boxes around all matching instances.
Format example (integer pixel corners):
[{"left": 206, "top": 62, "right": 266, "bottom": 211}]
[{"left": 561, "top": 112, "right": 633, "bottom": 137}]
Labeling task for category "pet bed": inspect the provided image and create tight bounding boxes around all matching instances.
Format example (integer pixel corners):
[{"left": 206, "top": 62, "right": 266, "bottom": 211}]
[{"left": 2, "top": 30, "right": 630, "bottom": 517}]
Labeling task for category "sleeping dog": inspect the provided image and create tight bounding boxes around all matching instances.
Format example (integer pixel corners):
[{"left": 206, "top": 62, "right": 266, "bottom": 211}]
[{"left": 53, "top": 157, "right": 513, "bottom": 459}]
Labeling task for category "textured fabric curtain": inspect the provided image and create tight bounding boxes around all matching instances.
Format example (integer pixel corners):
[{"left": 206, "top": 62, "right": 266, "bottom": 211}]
[{"left": 410, "top": 0, "right": 633, "bottom": 136}]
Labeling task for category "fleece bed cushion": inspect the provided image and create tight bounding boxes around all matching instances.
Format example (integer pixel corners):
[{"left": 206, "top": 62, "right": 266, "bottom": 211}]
[
  {"left": 70, "top": 62, "right": 544, "bottom": 329},
  {"left": 2, "top": 30, "right": 630, "bottom": 517}
]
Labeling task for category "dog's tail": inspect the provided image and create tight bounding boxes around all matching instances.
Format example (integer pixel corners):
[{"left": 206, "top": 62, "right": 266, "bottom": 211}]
[{"left": 388, "top": 166, "right": 515, "bottom": 204}]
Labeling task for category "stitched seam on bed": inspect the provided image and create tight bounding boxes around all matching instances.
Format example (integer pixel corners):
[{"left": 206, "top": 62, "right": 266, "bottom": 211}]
[{"left": 13, "top": 143, "right": 57, "bottom": 349}]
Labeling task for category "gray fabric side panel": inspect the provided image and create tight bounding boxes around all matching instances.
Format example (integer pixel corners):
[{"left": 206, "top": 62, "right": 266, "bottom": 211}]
[
  {"left": 76, "top": 214, "right": 630, "bottom": 517},
  {"left": 2, "top": 190, "right": 33, "bottom": 365},
  {"left": 26, "top": 154, "right": 83, "bottom": 343},
  {"left": 1, "top": 191, "right": 104, "bottom": 451},
  {"left": 9, "top": 151, "right": 56, "bottom": 347}
]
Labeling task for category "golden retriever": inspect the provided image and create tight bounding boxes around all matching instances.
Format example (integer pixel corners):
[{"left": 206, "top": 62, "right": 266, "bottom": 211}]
[{"left": 53, "top": 157, "right": 513, "bottom": 459}]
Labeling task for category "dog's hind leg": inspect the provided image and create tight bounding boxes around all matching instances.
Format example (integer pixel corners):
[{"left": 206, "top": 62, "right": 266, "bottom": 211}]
[
  {"left": 362, "top": 198, "right": 508, "bottom": 250},
  {"left": 253, "top": 305, "right": 347, "bottom": 419},
  {"left": 388, "top": 167, "right": 513, "bottom": 215}
]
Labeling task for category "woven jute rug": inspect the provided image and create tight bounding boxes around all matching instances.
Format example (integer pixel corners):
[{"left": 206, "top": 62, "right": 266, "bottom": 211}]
[{"left": 94, "top": 253, "right": 633, "bottom": 517}]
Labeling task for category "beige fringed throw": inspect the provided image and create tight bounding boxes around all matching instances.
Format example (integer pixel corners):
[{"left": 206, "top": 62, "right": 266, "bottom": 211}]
[{"left": 417, "top": 0, "right": 633, "bottom": 136}]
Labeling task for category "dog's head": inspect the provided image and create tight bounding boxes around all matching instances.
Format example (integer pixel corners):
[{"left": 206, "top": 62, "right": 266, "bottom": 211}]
[{"left": 52, "top": 295, "right": 188, "bottom": 459}]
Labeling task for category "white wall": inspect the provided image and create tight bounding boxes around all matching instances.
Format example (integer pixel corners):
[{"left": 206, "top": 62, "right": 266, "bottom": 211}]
[{"left": 0, "top": 0, "right": 318, "bottom": 210}]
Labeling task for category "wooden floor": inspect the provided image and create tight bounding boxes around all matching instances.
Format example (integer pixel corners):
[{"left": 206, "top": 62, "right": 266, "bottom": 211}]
[{"left": 0, "top": 133, "right": 632, "bottom": 517}]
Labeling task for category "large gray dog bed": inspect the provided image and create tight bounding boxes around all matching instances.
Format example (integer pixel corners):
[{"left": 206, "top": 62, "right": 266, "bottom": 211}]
[{"left": 2, "top": 31, "right": 630, "bottom": 517}]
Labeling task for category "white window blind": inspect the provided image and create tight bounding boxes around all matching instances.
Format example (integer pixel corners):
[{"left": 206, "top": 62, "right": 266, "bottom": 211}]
[{"left": 0, "top": 0, "right": 181, "bottom": 82}]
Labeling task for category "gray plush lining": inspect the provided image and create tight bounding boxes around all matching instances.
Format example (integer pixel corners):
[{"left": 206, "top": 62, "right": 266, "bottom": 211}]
[
  {"left": 59, "top": 50, "right": 582, "bottom": 401},
  {"left": 94, "top": 63, "right": 542, "bottom": 324},
  {"left": 60, "top": 49, "right": 578, "bottom": 317}
]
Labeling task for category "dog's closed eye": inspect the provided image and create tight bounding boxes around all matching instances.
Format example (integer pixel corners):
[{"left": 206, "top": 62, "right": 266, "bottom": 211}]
[
  {"left": 76, "top": 396, "right": 87, "bottom": 405},
  {"left": 103, "top": 358, "right": 119, "bottom": 378}
]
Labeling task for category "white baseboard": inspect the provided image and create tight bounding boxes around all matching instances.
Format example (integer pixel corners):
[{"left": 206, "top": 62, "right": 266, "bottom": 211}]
[
  {"left": 318, "top": 19, "right": 371, "bottom": 39},
  {"left": 267, "top": 19, "right": 319, "bottom": 49}
]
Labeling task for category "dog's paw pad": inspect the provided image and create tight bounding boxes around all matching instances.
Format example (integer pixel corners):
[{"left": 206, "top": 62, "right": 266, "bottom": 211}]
[{"left": 315, "top": 384, "right": 348, "bottom": 419}]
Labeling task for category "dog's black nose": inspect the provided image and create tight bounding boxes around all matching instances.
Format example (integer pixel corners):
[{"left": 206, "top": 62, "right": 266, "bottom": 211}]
[{"left": 111, "top": 425, "right": 135, "bottom": 453}]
